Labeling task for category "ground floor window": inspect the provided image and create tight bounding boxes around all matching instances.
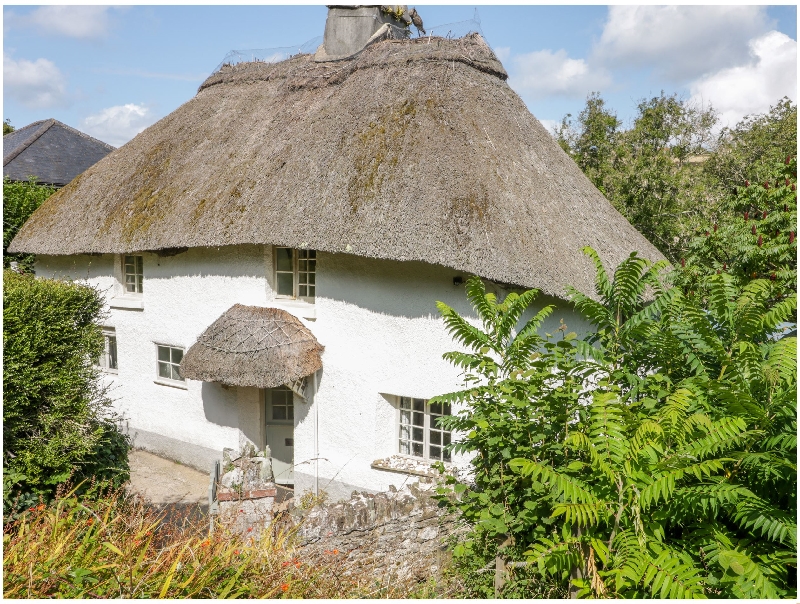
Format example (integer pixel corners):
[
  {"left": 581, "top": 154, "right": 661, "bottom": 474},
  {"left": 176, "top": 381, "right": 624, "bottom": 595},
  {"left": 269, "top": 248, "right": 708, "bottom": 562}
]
[
  {"left": 97, "top": 327, "right": 118, "bottom": 372},
  {"left": 399, "top": 397, "right": 451, "bottom": 462},
  {"left": 156, "top": 344, "right": 184, "bottom": 382}
]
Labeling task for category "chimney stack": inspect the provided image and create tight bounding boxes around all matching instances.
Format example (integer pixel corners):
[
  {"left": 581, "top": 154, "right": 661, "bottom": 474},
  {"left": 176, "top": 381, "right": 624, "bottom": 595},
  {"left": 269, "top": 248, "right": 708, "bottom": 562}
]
[{"left": 316, "top": 5, "right": 410, "bottom": 61}]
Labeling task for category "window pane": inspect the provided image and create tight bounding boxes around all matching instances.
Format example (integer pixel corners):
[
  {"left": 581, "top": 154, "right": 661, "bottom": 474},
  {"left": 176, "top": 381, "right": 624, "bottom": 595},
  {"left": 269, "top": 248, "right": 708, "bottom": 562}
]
[
  {"left": 400, "top": 441, "right": 410, "bottom": 455},
  {"left": 430, "top": 431, "right": 441, "bottom": 445},
  {"left": 137, "top": 275, "right": 143, "bottom": 293},
  {"left": 158, "top": 362, "right": 171, "bottom": 378},
  {"left": 443, "top": 403, "right": 452, "bottom": 416},
  {"left": 308, "top": 250, "right": 316, "bottom": 259},
  {"left": 412, "top": 412, "right": 424, "bottom": 427},
  {"left": 412, "top": 442, "right": 423, "bottom": 457},
  {"left": 430, "top": 445, "right": 441, "bottom": 460},
  {"left": 443, "top": 449, "right": 451, "bottom": 463},
  {"left": 443, "top": 432, "right": 451, "bottom": 446},
  {"left": 430, "top": 402, "right": 442, "bottom": 415},
  {"left": 413, "top": 399, "right": 424, "bottom": 412},
  {"left": 299, "top": 285, "right": 307, "bottom": 297},
  {"left": 309, "top": 259, "right": 316, "bottom": 272},
  {"left": 171, "top": 365, "right": 183, "bottom": 381},
  {"left": 158, "top": 346, "right": 170, "bottom": 362},
  {"left": 171, "top": 348, "right": 183, "bottom": 364},
  {"left": 108, "top": 337, "right": 118, "bottom": 369},
  {"left": 277, "top": 273, "right": 294, "bottom": 296},
  {"left": 309, "top": 273, "right": 315, "bottom": 285},
  {"left": 299, "top": 259, "right": 307, "bottom": 272},
  {"left": 400, "top": 409, "right": 410, "bottom": 424},
  {"left": 412, "top": 427, "right": 424, "bottom": 442},
  {"left": 400, "top": 397, "right": 411, "bottom": 410},
  {"left": 399, "top": 425, "right": 410, "bottom": 439},
  {"left": 273, "top": 406, "right": 286, "bottom": 420},
  {"left": 276, "top": 248, "right": 293, "bottom": 271}
]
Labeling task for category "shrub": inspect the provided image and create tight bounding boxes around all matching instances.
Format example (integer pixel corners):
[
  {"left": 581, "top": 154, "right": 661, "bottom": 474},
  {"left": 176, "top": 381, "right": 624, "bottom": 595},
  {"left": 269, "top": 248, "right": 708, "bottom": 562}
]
[
  {"left": 434, "top": 249, "right": 796, "bottom": 598},
  {"left": 3, "top": 270, "right": 129, "bottom": 512}
]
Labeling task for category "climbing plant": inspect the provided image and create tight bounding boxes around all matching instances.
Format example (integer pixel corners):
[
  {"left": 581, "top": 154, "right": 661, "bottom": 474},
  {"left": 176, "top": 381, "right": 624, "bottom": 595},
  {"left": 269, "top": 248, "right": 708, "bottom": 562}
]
[{"left": 434, "top": 248, "right": 796, "bottom": 598}]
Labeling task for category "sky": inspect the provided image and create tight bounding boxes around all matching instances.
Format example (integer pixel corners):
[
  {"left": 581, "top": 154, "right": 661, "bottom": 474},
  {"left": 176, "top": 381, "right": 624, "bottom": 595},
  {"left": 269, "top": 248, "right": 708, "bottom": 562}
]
[{"left": 3, "top": 4, "right": 797, "bottom": 147}]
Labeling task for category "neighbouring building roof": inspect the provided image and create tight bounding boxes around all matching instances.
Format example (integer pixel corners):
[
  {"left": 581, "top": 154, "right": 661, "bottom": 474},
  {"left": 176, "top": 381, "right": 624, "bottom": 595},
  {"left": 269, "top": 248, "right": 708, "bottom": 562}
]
[
  {"left": 3, "top": 119, "right": 115, "bottom": 187},
  {"left": 180, "top": 305, "right": 324, "bottom": 389},
  {"left": 9, "top": 33, "right": 665, "bottom": 299}
]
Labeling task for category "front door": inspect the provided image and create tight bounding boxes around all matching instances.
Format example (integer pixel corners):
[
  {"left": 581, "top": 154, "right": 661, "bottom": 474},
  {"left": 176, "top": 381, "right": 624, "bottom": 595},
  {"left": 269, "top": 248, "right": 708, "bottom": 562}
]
[{"left": 264, "top": 386, "right": 294, "bottom": 485}]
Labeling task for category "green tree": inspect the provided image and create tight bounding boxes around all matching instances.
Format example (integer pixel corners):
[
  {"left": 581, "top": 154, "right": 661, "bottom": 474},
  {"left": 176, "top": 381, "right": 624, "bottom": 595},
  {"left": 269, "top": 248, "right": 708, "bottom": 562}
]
[
  {"left": 3, "top": 177, "right": 56, "bottom": 272},
  {"left": 434, "top": 248, "right": 796, "bottom": 597},
  {"left": 3, "top": 271, "right": 130, "bottom": 512},
  {"left": 4, "top": 119, "right": 15, "bottom": 135},
  {"left": 705, "top": 98, "right": 797, "bottom": 194},
  {"left": 557, "top": 92, "right": 718, "bottom": 261}
]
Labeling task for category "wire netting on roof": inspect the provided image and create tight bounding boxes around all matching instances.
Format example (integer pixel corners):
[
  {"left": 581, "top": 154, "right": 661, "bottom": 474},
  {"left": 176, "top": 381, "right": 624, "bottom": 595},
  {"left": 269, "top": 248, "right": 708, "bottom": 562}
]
[{"left": 211, "top": 10, "right": 486, "bottom": 75}]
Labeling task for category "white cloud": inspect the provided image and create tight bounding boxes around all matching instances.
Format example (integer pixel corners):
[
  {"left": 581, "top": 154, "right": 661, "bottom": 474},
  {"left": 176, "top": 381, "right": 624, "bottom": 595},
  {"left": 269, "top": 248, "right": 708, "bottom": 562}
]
[
  {"left": 690, "top": 31, "right": 797, "bottom": 130},
  {"left": 3, "top": 56, "right": 67, "bottom": 109},
  {"left": 595, "top": 6, "right": 770, "bottom": 81},
  {"left": 507, "top": 49, "right": 611, "bottom": 99},
  {"left": 24, "top": 6, "right": 113, "bottom": 39},
  {"left": 80, "top": 104, "right": 157, "bottom": 147}
]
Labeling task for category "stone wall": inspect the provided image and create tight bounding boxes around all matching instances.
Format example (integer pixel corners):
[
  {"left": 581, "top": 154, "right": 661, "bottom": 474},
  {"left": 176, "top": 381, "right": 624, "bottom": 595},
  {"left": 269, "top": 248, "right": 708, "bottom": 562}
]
[{"left": 285, "top": 482, "right": 466, "bottom": 583}]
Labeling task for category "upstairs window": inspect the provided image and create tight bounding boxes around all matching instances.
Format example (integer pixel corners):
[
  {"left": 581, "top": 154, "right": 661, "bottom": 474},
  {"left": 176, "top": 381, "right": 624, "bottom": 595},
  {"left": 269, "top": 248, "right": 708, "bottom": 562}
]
[
  {"left": 399, "top": 397, "right": 452, "bottom": 462},
  {"left": 96, "top": 327, "right": 118, "bottom": 372},
  {"left": 157, "top": 344, "right": 184, "bottom": 382},
  {"left": 275, "top": 247, "right": 316, "bottom": 302},
  {"left": 124, "top": 255, "right": 143, "bottom": 294}
]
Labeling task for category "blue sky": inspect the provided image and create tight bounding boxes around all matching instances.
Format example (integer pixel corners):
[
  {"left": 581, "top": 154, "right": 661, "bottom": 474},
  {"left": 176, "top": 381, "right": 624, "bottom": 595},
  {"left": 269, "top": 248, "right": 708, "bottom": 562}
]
[{"left": 4, "top": 5, "right": 797, "bottom": 147}]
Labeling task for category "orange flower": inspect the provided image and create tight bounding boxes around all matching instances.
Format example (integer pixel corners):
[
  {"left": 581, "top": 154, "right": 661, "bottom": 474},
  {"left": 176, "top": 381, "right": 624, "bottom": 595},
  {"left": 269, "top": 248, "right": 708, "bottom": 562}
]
[
  {"left": 247, "top": 527, "right": 253, "bottom": 532},
  {"left": 333, "top": 549, "right": 339, "bottom": 555},
  {"left": 200, "top": 539, "right": 211, "bottom": 548},
  {"left": 36, "top": 504, "right": 45, "bottom": 511},
  {"left": 86, "top": 518, "right": 94, "bottom": 526},
  {"left": 234, "top": 550, "right": 240, "bottom": 555},
  {"left": 281, "top": 584, "right": 289, "bottom": 592}
]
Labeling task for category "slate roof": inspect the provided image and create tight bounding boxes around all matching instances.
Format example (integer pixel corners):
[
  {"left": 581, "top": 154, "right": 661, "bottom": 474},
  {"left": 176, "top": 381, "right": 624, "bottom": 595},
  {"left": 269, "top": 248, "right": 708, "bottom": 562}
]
[{"left": 3, "top": 119, "right": 114, "bottom": 187}]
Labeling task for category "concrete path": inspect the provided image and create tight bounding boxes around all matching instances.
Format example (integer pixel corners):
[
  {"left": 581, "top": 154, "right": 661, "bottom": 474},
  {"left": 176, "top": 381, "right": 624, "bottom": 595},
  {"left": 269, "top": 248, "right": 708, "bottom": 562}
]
[{"left": 127, "top": 449, "right": 209, "bottom": 509}]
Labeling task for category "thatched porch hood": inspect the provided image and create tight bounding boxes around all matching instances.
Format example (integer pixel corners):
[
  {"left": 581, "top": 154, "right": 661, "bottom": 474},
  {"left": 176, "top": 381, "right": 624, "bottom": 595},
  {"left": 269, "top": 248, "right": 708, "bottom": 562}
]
[
  {"left": 179, "top": 305, "right": 324, "bottom": 389},
  {"left": 9, "top": 33, "right": 664, "bottom": 298}
]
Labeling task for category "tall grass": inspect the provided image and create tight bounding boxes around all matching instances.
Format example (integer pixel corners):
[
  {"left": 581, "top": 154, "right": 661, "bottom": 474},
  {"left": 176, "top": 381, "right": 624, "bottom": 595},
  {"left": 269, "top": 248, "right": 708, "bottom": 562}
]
[{"left": 3, "top": 486, "right": 459, "bottom": 598}]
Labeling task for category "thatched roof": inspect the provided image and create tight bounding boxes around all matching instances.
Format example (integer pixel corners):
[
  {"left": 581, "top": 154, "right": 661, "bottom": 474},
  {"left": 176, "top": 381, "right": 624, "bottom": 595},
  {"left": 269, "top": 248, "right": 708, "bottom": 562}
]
[
  {"left": 9, "top": 33, "right": 664, "bottom": 298},
  {"left": 180, "top": 304, "right": 323, "bottom": 389},
  {"left": 3, "top": 119, "right": 114, "bottom": 187}
]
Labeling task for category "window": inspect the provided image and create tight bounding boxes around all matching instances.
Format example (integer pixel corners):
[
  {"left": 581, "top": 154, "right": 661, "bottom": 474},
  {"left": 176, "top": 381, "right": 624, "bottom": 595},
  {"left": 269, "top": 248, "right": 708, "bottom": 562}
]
[
  {"left": 97, "top": 328, "right": 118, "bottom": 372},
  {"left": 124, "top": 255, "right": 143, "bottom": 294},
  {"left": 275, "top": 247, "right": 316, "bottom": 301},
  {"left": 268, "top": 386, "right": 294, "bottom": 421},
  {"left": 399, "top": 397, "right": 452, "bottom": 462},
  {"left": 156, "top": 345, "right": 184, "bottom": 382}
]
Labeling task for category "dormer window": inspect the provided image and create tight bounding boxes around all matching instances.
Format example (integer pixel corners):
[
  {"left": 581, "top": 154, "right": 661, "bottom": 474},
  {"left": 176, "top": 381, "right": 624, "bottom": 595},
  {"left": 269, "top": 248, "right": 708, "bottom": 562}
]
[
  {"left": 275, "top": 247, "right": 316, "bottom": 302},
  {"left": 124, "top": 255, "right": 143, "bottom": 294}
]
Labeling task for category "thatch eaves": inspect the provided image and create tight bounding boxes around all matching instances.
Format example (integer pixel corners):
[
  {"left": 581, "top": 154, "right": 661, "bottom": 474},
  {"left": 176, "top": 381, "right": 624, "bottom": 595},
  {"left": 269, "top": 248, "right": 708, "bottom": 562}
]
[
  {"left": 9, "top": 34, "right": 664, "bottom": 299},
  {"left": 180, "top": 305, "right": 324, "bottom": 389},
  {"left": 3, "top": 119, "right": 114, "bottom": 187}
]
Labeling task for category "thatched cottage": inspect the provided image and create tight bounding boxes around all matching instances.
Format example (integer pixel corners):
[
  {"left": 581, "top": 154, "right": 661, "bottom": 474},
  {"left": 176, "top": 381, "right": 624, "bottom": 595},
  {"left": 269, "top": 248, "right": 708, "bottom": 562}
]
[{"left": 9, "top": 7, "right": 663, "bottom": 501}]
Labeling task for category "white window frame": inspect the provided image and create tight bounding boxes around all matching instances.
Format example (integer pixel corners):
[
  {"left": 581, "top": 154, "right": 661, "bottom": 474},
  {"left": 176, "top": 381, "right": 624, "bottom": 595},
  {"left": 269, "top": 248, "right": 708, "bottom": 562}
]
[
  {"left": 122, "top": 255, "right": 144, "bottom": 295},
  {"left": 274, "top": 247, "right": 316, "bottom": 303},
  {"left": 397, "top": 396, "right": 452, "bottom": 462},
  {"left": 97, "top": 327, "right": 118, "bottom": 373},
  {"left": 154, "top": 343, "right": 186, "bottom": 389}
]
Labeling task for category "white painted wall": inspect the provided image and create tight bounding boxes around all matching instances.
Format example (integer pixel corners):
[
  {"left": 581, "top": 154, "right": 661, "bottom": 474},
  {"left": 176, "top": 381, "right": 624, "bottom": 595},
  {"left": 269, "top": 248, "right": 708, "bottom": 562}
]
[{"left": 35, "top": 246, "right": 589, "bottom": 501}]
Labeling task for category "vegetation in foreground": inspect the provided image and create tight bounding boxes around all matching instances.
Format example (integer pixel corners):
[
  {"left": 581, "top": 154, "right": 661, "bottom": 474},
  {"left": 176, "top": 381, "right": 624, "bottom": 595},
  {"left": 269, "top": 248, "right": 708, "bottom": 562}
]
[
  {"left": 2, "top": 486, "right": 459, "bottom": 598},
  {"left": 3, "top": 176, "right": 55, "bottom": 272},
  {"left": 3, "top": 270, "right": 130, "bottom": 514}
]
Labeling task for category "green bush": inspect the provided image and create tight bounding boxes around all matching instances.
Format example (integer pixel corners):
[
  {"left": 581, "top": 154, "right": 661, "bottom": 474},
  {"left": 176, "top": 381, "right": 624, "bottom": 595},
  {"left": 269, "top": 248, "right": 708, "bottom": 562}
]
[
  {"left": 3, "top": 177, "right": 55, "bottom": 272},
  {"left": 3, "top": 270, "right": 130, "bottom": 512},
  {"left": 434, "top": 250, "right": 796, "bottom": 598}
]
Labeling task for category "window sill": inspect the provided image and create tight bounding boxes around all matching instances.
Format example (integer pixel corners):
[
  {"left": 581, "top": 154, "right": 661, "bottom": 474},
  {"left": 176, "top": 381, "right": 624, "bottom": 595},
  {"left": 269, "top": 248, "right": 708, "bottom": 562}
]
[
  {"left": 272, "top": 298, "right": 316, "bottom": 320},
  {"left": 154, "top": 378, "right": 188, "bottom": 390},
  {"left": 371, "top": 455, "right": 453, "bottom": 479},
  {"left": 99, "top": 368, "right": 119, "bottom": 375},
  {"left": 110, "top": 296, "right": 143, "bottom": 310}
]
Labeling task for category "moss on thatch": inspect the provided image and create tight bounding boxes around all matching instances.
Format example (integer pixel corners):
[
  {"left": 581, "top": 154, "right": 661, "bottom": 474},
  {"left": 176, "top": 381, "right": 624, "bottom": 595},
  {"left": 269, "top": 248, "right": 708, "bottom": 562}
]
[
  {"left": 9, "top": 33, "right": 664, "bottom": 299},
  {"left": 180, "top": 305, "right": 323, "bottom": 389}
]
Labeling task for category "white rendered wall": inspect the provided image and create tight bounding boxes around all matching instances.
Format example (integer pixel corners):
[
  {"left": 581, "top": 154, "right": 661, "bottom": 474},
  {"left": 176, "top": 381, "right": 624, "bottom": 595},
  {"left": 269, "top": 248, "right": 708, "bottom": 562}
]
[{"left": 35, "top": 246, "right": 589, "bottom": 498}]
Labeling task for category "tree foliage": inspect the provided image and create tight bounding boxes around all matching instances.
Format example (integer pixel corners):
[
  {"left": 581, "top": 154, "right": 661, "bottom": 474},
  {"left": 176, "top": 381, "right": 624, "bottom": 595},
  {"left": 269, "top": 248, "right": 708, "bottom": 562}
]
[
  {"left": 3, "top": 177, "right": 56, "bottom": 272},
  {"left": 434, "top": 243, "right": 796, "bottom": 597},
  {"left": 3, "top": 270, "right": 130, "bottom": 512},
  {"left": 557, "top": 94, "right": 797, "bottom": 263},
  {"left": 4, "top": 119, "right": 15, "bottom": 135}
]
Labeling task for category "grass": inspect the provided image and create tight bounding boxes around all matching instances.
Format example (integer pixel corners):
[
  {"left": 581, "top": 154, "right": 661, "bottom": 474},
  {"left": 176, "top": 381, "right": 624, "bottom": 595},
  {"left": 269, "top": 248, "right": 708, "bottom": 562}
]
[{"left": 3, "top": 485, "right": 464, "bottom": 598}]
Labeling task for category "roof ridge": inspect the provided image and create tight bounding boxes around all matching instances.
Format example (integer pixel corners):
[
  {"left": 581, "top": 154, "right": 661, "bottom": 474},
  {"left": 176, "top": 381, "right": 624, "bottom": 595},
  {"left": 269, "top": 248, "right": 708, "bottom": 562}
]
[
  {"left": 3, "top": 119, "right": 55, "bottom": 167},
  {"left": 47, "top": 119, "right": 116, "bottom": 151}
]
